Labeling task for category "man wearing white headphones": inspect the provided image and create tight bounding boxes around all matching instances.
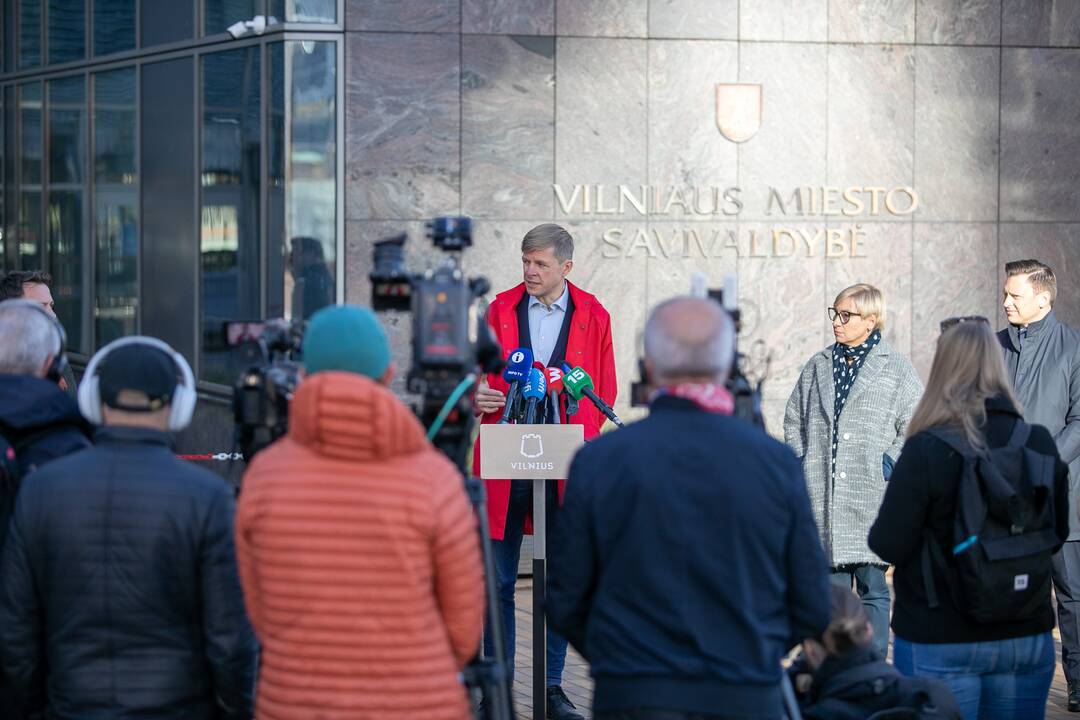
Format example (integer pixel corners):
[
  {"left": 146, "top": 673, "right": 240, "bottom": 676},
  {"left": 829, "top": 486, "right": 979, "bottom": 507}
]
[{"left": 0, "top": 337, "right": 257, "bottom": 720}]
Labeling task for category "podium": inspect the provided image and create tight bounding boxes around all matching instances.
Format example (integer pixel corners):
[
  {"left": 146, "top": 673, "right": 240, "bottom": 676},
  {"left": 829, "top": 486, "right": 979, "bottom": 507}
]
[{"left": 480, "top": 423, "right": 584, "bottom": 720}]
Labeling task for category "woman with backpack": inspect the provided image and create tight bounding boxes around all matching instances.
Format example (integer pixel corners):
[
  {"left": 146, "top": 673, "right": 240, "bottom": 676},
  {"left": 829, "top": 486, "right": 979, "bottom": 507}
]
[
  {"left": 796, "top": 584, "right": 960, "bottom": 720},
  {"left": 869, "top": 317, "right": 1070, "bottom": 720}
]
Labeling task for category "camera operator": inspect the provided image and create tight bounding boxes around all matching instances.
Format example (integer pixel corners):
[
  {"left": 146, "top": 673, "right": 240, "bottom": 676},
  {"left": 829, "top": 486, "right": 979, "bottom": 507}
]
[
  {"left": 235, "top": 305, "right": 484, "bottom": 720},
  {"left": 0, "top": 337, "right": 256, "bottom": 720},
  {"left": 547, "top": 297, "right": 830, "bottom": 720},
  {"left": 471, "top": 223, "right": 616, "bottom": 720}
]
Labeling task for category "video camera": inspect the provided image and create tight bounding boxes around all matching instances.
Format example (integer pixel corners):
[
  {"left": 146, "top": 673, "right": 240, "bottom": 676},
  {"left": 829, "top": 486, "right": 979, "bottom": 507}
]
[
  {"left": 226, "top": 318, "right": 306, "bottom": 462},
  {"left": 630, "top": 273, "right": 769, "bottom": 429},
  {"left": 369, "top": 217, "right": 503, "bottom": 468}
]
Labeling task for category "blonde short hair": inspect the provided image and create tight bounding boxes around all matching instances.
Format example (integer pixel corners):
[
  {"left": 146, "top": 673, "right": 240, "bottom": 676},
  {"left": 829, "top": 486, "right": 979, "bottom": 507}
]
[{"left": 834, "top": 283, "right": 886, "bottom": 333}]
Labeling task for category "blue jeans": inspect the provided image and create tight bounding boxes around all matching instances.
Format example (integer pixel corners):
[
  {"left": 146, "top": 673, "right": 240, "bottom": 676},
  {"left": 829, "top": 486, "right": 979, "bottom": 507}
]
[
  {"left": 893, "top": 633, "right": 1055, "bottom": 720},
  {"left": 483, "top": 480, "right": 568, "bottom": 687},
  {"left": 830, "top": 564, "right": 890, "bottom": 658}
]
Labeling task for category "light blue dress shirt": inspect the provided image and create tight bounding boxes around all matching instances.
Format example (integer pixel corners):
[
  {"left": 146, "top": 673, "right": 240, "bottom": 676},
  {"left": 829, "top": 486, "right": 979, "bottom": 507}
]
[{"left": 528, "top": 283, "right": 569, "bottom": 367}]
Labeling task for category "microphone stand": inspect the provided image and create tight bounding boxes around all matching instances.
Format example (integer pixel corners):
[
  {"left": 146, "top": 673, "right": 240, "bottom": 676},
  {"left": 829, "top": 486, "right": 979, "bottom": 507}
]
[{"left": 530, "top": 389, "right": 561, "bottom": 720}]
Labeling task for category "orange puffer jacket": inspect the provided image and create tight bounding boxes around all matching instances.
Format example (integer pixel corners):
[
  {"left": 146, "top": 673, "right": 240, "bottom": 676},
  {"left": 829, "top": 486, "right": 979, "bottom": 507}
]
[{"left": 235, "top": 372, "right": 483, "bottom": 720}]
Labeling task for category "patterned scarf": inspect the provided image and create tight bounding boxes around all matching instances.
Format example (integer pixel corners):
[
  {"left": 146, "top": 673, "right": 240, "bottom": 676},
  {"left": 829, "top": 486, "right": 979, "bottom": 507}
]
[
  {"left": 830, "top": 329, "right": 882, "bottom": 478},
  {"left": 652, "top": 383, "right": 735, "bottom": 415}
]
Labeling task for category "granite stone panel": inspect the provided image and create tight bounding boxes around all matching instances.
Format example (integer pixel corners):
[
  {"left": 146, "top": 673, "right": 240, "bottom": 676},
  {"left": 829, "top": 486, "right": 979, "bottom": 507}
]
[
  {"left": 761, "top": 398, "right": 789, "bottom": 441},
  {"left": 1003, "top": 0, "right": 1080, "bottom": 47},
  {"left": 739, "top": 0, "right": 828, "bottom": 42},
  {"left": 556, "top": 38, "right": 647, "bottom": 221},
  {"left": 462, "top": 36, "right": 555, "bottom": 219},
  {"left": 1001, "top": 49, "right": 1080, "bottom": 222},
  {"left": 829, "top": 0, "right": 915, "bottom": 43},
  {"left": 345, "top": 33, "right": 460, "bottom": 220},
  {"left": 463, "top": 0, "right": 555, "bottom": 35},
  {"left": 648, "top": 41, "right": 738, "bottom": 220},
  {"left": 827, "top": 44, "right": 914, "bottom": 222},
  {"left": 911, "top": 223, "right": 998, "bottom": 379},
  {"left": 739, "top": 42, "right": 828, "bottom": 221},
  {"left": 825, "top": 222, "right": 914, "bottom": 362},
  {"left": 999, "top": 223, "right": 1080, "bottom": 330},
  {"left": 556, "top": 0, "right": 647, "bottom": 38},
  {"left": 346, "top": 0, "right": 459, "bottom": 32},
  {"left": 916, "top": 0, "right": 1001, "bottom": 44},
  {"left": 648, "top": 0, "right": 738, "bottom": 40},
  {"left": 914, "top": 46, "right": 999, "bottom": 222},
  {"left": 738, "top": 222, "right": 829, "bottom": 403},
  {"left": 643, "top": 221, "right": 740, "bottom": 308},
  {"left": 560, "top": 221, "right": 650, "bottom": 419}
]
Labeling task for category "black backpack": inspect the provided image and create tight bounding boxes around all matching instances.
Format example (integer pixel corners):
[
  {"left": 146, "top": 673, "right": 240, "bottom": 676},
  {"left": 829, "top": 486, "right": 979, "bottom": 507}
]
[{"left": 921, "top": 421, "right": 1059, "bottom": 624}]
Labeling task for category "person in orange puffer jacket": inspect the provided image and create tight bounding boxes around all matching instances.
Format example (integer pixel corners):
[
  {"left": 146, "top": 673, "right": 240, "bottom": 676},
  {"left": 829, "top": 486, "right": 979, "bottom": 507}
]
[{"left": 235, "top": 304, "right": 484, "bottom": 720}]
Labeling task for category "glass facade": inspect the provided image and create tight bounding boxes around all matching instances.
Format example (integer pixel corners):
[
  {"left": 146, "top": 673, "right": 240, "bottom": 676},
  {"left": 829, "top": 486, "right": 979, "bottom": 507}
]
[{"left": 0, "top": 0, "right": 343, "bottom": 388}]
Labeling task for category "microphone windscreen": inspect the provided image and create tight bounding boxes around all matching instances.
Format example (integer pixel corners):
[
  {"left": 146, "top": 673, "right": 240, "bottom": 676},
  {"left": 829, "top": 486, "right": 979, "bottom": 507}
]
[
  {"left": 522, "top": 368, "right": 547, "bottom": 401},
  {"left": 502, "top": 348, "right": 534, "bottom": 384}
]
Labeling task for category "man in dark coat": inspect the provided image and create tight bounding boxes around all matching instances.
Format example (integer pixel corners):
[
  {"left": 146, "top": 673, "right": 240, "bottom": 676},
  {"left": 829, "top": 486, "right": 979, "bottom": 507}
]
[
  {"left": 0, "top": 270, "right": 79, "bottom": 398},
  {"left": 0, "top": 300, "right": 92, "bottom": 720},
  {"left": 547, "top": 297, "right": 831, "bottom": 720},
  {"left": 997, "top": 259, "right": 1080, "bottom": 711},
  {"left": 0, "top": 338, "right": 256, "bottom": 720}
]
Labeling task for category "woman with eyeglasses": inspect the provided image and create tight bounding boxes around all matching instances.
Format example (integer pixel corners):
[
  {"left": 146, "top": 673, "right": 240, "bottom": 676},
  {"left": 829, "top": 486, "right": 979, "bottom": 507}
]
[
  {"left": 784, "top": 283, "right": 923, "bottom": 659},
  {"left": 868, "top": 318, "right": 1069, "bottom": 720}
]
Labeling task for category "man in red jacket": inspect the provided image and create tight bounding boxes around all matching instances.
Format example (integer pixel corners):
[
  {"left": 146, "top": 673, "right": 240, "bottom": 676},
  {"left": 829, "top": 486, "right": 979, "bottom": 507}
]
[{"left": 472, "top": 223, "right": 617, "bottom": 720}]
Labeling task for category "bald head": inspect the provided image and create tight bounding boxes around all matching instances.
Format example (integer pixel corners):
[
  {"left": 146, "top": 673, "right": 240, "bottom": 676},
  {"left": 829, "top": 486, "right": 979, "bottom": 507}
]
[{"left": 644, "top": 297, "right": 735, "bottom": 385}]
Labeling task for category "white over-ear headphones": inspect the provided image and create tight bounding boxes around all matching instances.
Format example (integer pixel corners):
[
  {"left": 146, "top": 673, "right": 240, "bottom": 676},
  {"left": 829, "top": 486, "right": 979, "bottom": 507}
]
[{"left": 78, "top": 336, "right": 197, "bottom": 431}]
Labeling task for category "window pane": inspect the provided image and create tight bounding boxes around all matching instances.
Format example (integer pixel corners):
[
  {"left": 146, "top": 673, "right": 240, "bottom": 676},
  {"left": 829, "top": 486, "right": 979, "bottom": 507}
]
[
  {"left": 140, "top": 0, "right": 194, "bottom": 48},
  {"left": 18, "top": 191, "right": 41, "bottom": 269},
  {"left": 266, "top": 41, "right": 284, "bottom": 317},
  {"left": 270, "top": 0, "right": 335, "bottom": 24},
  {"left": 94, "top": 0, "right": 135, "bottom": 56},
  {"left": 204, "top": 0, "right": 256, "bottom": 35},
  {"left": 94, "top": 67, "right": 138, "bottom": 346},
  {"left": 49, "top": 76, "right": 86, "bottom": 185},
  {"left": 48, "top": 0, "right": 85, "bottom": 64},
  {"left": 201, "top": 47, "right": 260, "bottom": 384},
  {"left": 19, "top": 0, "right": 40, "bottom": 69},
  {"left": 47, "top": 191, "right": 83, "bottom": 351},
  {"left": 285, "top": 40, "right": 335, "bottom": 321},
  {"left": 20, "top": 82, "right": 42, "bottom": 185}
]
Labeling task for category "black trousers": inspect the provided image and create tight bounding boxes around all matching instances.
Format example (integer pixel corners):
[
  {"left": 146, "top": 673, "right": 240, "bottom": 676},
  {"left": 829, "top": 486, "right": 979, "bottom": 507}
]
[{"left": 1053, "top": 540, "right": 1080, "bottom": 686}]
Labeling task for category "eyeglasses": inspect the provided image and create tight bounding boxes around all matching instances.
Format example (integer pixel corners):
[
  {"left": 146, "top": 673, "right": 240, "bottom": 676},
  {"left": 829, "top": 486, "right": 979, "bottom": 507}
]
[
  {"left": 828, "top": 307, "right": 862, "bottom": 324},
  {"left": 939, "top": 315, "right": 990, "bottom": 333}
]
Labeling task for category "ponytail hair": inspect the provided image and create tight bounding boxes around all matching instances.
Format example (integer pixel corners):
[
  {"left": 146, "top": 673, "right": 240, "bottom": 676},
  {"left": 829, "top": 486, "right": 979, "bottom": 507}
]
[{"left": 823, "top": 585, "right": 873, "bottom": 656}]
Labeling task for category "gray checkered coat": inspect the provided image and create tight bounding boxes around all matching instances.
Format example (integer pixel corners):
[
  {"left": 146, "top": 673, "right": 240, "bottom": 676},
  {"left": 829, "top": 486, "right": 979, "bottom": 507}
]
[{"left": 783, "top": 339, "right": 923, "bottom": 567}]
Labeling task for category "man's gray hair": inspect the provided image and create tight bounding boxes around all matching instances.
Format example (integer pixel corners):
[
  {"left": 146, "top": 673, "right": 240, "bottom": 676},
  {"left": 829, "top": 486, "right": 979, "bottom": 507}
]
[
  {"left": 0, "top": 299, "right": 61, "bottom": 375},
  {"left": 644, "top": 297, "right": 735, "bottom": 383},
  {"left": 522, "top": 223, "right": 574, "bottom": 262}
]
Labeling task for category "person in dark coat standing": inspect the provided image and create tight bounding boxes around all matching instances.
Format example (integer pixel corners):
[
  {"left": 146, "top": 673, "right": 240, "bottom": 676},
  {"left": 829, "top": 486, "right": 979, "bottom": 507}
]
[
  {"left": 996, "top": 259, "right": 1080, "bottom": 712},
  {"left": 0, "top": 270, "right": 79, "bottom": 398},
  {"left": 870, "top": 317, "right": 1069, "bottom": 719},
  {"left": 548, "top": 297, "right": 831, "bottom": 720},
  {"left": 0, "top": 300, "right": 91, "bottom": 720},
  {"left": 0, "top": 337, "right": 257, "bottom": 720}
]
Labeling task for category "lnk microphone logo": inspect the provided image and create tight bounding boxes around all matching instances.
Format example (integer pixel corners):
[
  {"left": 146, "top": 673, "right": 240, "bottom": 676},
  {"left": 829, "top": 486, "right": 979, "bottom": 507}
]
[{"left": 715, "top": 83, "right": 762, "bottom": 144}]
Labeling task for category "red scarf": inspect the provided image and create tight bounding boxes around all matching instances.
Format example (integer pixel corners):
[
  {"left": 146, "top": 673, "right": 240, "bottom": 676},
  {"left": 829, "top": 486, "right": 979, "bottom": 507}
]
[{"left": 654, "top": 383, "right": 735, "bottom": 415}]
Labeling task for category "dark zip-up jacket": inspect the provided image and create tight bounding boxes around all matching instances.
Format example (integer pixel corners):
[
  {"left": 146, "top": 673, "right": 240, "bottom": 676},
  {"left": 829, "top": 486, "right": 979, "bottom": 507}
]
[
  {"left": 548, "top": 396, "right": 830, "bottom": 718},
  {"left": 0, "top": 427, "right": 257, "bottom": 720},
  {"left": 998, "top": 310, "right": 1080, "bottom": 539}
]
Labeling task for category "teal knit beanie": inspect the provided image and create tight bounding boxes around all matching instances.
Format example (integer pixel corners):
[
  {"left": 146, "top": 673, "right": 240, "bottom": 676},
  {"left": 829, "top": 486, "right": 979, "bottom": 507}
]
[{"left": 302, "top": 304, "right": 391, "bottom": 380}]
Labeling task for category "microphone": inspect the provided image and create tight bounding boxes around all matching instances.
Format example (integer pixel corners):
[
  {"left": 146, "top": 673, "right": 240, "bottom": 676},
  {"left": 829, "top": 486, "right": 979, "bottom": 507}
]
[
  {"left": 545, "top": 367, "right": 565, "bottom": 424},
  {"left": 498, "top": 348, "right": 534, "bottom": 424},
  {"left": 561, "top": 363, "right": 624, "bottom": 428},
  {"left": 522, "top": 368, "right": 547, "bottom": 425}
]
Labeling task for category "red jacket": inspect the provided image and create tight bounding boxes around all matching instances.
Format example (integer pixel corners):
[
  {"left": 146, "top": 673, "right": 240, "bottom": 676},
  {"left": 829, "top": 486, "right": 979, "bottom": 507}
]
[{"left": 471, "top": 281, "right": 617, "bottom": 540}]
